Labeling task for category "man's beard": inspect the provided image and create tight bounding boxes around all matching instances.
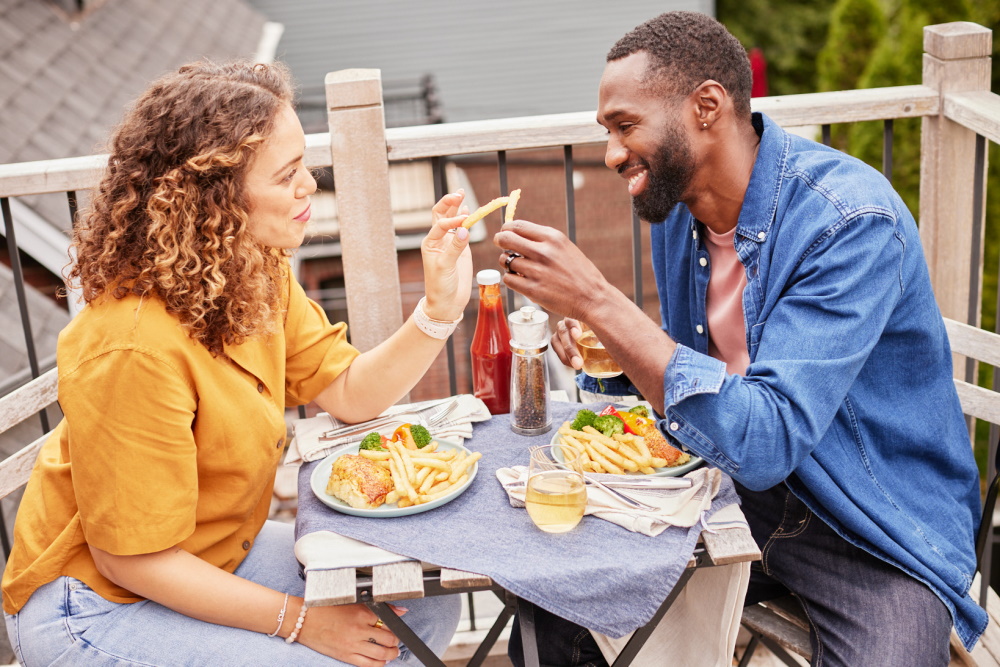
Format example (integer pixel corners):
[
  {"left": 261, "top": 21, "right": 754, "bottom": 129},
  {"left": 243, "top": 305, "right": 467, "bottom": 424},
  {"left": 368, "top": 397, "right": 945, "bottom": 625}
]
[{"left": 630, "top": 125, "right": 695, "bottom": 223}]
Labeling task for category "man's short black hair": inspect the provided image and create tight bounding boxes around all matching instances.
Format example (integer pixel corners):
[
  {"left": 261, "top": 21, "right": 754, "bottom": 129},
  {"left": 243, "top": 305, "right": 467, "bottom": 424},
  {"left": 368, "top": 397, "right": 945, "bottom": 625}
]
[{"left": 607, "top": 11, "right": 752, "bottom": 120}]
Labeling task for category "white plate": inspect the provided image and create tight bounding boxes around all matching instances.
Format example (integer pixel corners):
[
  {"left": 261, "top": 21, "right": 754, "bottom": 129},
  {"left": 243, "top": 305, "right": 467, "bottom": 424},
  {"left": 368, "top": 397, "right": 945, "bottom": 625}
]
[
  {"left": 310, "top": 439, "right": 478, "bottom": 518},
  {"left": 552, "top": 406, "right": 703, "bottom": 478}
]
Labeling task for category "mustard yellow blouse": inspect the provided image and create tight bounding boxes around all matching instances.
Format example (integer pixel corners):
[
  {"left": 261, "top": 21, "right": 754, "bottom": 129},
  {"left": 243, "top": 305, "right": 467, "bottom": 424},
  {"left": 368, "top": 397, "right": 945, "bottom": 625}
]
[{"left": 2, "top": 268, "right": 359, "bottom": 614}]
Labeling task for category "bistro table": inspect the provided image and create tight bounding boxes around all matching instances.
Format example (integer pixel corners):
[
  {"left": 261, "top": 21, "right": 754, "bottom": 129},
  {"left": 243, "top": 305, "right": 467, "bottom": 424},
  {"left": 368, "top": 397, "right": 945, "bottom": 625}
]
[{"left": 292, "top": 401, "right": 761, "bottom": 667}]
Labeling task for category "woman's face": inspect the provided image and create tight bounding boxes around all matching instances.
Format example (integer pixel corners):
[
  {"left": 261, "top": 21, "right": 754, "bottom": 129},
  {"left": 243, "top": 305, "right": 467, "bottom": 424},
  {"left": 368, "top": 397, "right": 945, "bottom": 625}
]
[{"left": 244, "top": 103, "right": 317, "bottom": 249}]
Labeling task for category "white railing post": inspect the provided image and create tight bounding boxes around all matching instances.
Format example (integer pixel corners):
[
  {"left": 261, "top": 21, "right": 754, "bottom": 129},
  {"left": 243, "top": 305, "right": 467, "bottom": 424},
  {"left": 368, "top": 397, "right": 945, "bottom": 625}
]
[
  {"left": 919, "top": 22, "right": 992, "bottom": 325},
  {"left": 325, "top": 69, "right": 403, "bottom": 352}
]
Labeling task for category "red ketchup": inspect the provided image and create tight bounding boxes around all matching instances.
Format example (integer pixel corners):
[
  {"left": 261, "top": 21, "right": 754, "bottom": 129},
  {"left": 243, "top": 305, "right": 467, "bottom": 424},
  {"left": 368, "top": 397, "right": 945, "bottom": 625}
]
[{"left": 470, "top": 269, "right": 512, "bottom": 414}]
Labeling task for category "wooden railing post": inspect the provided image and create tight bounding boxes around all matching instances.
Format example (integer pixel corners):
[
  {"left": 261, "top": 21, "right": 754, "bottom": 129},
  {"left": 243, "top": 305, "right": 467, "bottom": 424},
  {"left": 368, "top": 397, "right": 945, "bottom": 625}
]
[
  {"left": 919, "top": 22, "right": 992, "bottom": 326},
  {"left": 325, "top": 69, "right": 402, "bottom": 352}
]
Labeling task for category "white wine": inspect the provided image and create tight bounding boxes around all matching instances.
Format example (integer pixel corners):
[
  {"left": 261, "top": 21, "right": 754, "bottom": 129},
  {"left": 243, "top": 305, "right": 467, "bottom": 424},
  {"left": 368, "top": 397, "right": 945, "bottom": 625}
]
[
  {"left": 577, "top": 329, "right": 623, "bottom": 378},
  {"left": 525, "top": 470, "right": 587, "bottom": 533}
]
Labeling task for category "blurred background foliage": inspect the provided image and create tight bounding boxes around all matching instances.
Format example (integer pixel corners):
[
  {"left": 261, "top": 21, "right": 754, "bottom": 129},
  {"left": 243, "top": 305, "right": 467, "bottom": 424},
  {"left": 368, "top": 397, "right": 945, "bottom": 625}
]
[{"left": 718, "top": 0, "right": 1000, "bottom": 476}]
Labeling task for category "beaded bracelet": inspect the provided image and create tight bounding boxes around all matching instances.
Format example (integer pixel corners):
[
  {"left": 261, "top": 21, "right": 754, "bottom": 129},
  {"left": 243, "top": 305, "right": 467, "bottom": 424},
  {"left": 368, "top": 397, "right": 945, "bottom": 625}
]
[
  {"left": 412, "top": 296, "right": 463, "bottom": 340},
  {"left": 267, "top": 593, "right": 289, "bottom": 638},
  {"left": 285, "top": 603, "right": 308, "bottom": 644}
]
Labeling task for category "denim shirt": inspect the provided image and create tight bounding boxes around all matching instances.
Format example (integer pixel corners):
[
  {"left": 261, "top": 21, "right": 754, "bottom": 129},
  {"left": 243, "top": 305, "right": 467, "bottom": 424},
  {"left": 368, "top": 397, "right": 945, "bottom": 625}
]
[{"left": 580, "top": 112, "right": 986, "bottom": 648}]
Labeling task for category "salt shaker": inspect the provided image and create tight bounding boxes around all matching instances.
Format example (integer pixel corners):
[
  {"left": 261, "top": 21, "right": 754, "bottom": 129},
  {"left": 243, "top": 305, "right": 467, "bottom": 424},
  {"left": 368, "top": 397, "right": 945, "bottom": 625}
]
[{"left": 508, "top": 306, "right": 551, "bottom": 435}]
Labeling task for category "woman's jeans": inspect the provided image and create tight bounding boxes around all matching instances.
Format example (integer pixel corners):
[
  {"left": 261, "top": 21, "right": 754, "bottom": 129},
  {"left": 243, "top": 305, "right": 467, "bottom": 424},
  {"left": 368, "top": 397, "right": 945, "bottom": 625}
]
[{"left": 4, "top": 521, "right": 461, "bottom": 666}]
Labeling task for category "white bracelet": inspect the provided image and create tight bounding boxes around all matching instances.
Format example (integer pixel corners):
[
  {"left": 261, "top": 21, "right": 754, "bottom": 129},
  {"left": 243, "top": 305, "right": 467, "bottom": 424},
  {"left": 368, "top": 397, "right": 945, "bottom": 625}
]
[
  {"left": 412, "top": 296, "right": 463, "bottom": 340},
  {"left": 267, "top": 593, "right": 289, "bottom": 638},
  {"left": 285, "top": 603, "right": 308, "bottom": 644}
]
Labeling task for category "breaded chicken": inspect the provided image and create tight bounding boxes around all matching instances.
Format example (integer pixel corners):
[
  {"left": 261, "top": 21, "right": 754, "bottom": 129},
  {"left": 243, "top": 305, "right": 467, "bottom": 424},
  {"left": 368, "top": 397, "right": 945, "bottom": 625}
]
[
  {"left": 326, "top": 454, "right": 394, "bottom": 509},
  {"left": 638, "top": 423, "right": 690, "bottom": 468}
]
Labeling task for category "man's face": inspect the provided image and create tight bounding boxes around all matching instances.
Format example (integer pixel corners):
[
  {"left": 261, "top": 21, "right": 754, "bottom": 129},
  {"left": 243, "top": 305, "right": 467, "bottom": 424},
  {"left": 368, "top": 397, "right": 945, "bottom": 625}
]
[{"left": 597, "top": 52, "right": 696, "bottom": 222}]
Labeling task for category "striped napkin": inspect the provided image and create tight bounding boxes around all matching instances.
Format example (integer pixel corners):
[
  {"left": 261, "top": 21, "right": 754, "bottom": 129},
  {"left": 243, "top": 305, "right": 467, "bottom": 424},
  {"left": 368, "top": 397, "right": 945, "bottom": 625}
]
[{"left": 284, "top": 394, "right": 491, "bottom": 465}]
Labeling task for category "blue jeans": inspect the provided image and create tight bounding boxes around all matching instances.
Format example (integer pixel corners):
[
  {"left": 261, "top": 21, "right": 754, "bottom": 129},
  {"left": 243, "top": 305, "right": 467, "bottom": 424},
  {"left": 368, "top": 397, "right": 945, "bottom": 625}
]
[
  {"left": 4, "top": 521, "right": 461, "bottom": 666},
  {"left": 738, "top": 481, "right": 952, "bottom": 667}
]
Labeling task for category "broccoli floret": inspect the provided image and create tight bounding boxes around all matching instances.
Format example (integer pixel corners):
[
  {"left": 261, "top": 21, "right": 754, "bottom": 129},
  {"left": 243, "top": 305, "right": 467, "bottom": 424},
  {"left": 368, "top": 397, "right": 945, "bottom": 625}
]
[
  {"left": 593, "top": 415, "right": 625, "bottom": 437},
  {"left": 359, "top": 432, "right": 385, "bottom": 451},
  {"left": 410, "top": 424, "right": 433, "bottom": 448},
  {"left": 628, "top": 405, "right": 650, "bottom": 419},
  {"left": 570, "top": 409, "right": 598, "bottom": 431}
]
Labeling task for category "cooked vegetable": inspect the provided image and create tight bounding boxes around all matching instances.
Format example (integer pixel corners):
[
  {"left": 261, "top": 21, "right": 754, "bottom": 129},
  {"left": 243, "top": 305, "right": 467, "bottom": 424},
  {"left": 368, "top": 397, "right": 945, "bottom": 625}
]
[
  {"left": 570, "top": 409, "right": 598, "bottom": 431},
  {"left": 628, "top": 405, "right": 650, "bottom": 418},
  {"left": 359, "top": 432, "right": 386, "bottom": 451},
  {"left": 592, "top": 414, "right": 625, "bottom": 438},
  {"left": 409, "top": 424, "right": 433, "bottom": 448}
]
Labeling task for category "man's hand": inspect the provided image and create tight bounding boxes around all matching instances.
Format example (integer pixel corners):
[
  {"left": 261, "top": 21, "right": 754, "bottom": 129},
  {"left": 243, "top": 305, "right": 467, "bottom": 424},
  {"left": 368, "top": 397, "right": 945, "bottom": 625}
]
[
  {"left": 552, "top": 318, "right": 584, "bottom": 370},
  {"left": 493, "top": 220, "right": 613, "bottom": 321}
]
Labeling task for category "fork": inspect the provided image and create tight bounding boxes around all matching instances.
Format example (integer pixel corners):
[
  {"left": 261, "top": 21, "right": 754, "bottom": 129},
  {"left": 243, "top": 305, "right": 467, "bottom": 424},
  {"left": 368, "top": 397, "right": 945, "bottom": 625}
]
[{"left": 425, "top": 397, "right": 460, "bottom": 428}]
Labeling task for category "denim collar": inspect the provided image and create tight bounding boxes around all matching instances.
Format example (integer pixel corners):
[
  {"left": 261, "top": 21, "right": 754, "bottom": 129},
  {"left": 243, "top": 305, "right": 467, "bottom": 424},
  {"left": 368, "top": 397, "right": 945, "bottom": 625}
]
[{"left": 732, "top": 112, "right": 787, "bottom": 246}]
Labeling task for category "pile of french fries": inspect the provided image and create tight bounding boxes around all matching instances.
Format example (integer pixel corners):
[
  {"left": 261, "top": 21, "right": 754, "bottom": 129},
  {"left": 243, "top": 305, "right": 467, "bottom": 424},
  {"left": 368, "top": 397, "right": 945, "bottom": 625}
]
[
  {"left": 557, "top": 423, "right": 670, "bottom": 475},
  {"left": 359, "top": 441, "right": 482, "bottom": 508}
]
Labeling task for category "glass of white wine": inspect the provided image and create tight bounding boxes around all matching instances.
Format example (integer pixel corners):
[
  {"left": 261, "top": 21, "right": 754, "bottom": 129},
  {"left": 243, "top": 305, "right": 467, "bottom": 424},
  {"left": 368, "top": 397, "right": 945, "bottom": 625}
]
[
  {"left": 524, "top": 444, "right": 587, "bottom": 533},
  {"left": 576, "top": 322, "right": 623, "bottom": 378}
]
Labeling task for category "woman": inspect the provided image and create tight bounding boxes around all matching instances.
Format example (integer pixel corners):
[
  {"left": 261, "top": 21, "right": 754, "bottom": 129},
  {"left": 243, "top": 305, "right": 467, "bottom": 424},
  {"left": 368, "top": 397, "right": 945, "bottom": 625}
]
[{"left": 1, "top": 61, "right": 471, "bottom": 666}]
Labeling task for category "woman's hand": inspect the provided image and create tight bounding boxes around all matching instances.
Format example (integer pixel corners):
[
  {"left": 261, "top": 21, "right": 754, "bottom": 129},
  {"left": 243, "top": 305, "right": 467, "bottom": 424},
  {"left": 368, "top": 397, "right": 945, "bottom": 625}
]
[
  {"left": 552, "top": 317, "right": 584, "bottom": 370},
  {"left": 421, "top": 190, "right": 473, "bottom": 321},
  {"left": 299, "top": 602, "right": 407, "bottom": 667}
]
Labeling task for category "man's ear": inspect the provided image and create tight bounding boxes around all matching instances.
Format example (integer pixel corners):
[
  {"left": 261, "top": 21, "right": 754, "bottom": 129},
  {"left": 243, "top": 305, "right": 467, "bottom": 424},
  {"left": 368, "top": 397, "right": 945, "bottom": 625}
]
[{"left": 691, "top": 80, "right": 726, "bottom": 130}]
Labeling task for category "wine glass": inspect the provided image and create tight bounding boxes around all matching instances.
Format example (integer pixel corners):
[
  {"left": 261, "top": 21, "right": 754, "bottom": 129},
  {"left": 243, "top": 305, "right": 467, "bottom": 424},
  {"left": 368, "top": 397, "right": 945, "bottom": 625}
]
[
  {"left": 576, "top": 322, "right": 623, "bottom": 378},
  {"left": 525, "top": 444, "right": 587, "bottom": 533}
]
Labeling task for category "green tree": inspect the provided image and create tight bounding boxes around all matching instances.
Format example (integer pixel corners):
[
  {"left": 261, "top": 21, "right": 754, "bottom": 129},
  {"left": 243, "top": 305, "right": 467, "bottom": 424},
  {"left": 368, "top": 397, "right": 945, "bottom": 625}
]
[{"left": 716, "top": 0, "right": 832, "bottom": 96}]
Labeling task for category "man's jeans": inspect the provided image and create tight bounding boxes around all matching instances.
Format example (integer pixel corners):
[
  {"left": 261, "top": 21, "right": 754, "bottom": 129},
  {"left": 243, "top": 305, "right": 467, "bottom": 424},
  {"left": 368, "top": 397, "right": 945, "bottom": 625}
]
[
  {"left": 510, "top": 482, "right": 952, "bottom": 667},
  {"left": 738, "top": 481, "right": 951, "bottom": 666}
]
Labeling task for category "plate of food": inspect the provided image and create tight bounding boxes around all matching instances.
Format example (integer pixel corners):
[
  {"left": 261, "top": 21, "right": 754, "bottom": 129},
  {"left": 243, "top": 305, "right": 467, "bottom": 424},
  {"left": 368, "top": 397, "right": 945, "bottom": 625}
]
[
  {"left": 551, "top": 404, "right": 702, "bottom": 478},
  {"left": 311, "top": 425, "right": 481, "bottom": 518}
]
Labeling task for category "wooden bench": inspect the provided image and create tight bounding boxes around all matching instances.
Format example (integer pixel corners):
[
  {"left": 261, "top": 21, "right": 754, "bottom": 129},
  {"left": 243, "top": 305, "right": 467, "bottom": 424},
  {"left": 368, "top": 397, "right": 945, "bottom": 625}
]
[{"left": 738, "top": 317, "right": 1000, "bottom": 667}]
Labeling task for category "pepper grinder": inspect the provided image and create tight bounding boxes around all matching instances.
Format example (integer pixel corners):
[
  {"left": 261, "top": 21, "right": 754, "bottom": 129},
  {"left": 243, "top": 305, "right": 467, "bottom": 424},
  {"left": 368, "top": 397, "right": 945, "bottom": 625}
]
[{"left": 508, "top": 306, "right": 551, "bottom": 435}]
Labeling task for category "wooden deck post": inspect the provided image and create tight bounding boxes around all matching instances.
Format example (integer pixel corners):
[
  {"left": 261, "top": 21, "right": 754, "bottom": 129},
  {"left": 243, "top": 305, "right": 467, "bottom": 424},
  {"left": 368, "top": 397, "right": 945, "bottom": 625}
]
[
  {"left": 919, "top": 22, "right": 992, "bottom": 326},
  {"left": 325, "top": 69, "right": 402, "bottom": 352}
]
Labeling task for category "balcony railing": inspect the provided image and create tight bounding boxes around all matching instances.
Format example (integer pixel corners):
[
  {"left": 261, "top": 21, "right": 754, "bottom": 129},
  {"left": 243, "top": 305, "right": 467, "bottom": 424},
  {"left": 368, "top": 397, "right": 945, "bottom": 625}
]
[{"left": 2, "top": 19, "right": 1000, "bottom": 608}]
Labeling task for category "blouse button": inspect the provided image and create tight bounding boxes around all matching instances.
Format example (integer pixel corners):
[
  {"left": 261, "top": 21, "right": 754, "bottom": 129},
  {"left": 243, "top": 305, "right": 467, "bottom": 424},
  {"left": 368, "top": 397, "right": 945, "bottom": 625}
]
[
  {"left": 692, "top": 229, "right": 697, "bottom": 240},
  {"left": 696, "top": 324, "right": 704, "bottom": 334},
  {"left": 698, "top": 257, "right": 708, "bottom": 267},
  {"left": 242, "top": 540, "right": 251, "bottom": 551},
  {"left": 257, "top": 382, "right": 264, "bottom": 393},
  {"left": 757, "top": 231, "right": 767, "bottom": 241},
  {"left": 669, "top": 422, "right": 680, "bottom": 431},
  {"left": 276, "top": 438, "right": 284, "bottom": 449}
]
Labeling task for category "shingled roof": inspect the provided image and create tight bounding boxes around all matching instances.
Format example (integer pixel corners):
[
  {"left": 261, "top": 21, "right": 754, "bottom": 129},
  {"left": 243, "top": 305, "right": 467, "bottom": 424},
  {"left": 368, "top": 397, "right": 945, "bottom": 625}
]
[{"left": 0, "top": 0, "right": 269, "bottom": 233}]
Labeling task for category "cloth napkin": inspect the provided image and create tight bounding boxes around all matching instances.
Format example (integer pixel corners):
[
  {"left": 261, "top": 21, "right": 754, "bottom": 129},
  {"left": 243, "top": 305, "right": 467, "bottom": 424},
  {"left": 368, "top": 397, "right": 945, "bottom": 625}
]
[
  {"left": 496, "top": 466, "right": 723, "bottom": 537},
  {"left": 284, "top": 394, "right": 491, "bottom": 465}
]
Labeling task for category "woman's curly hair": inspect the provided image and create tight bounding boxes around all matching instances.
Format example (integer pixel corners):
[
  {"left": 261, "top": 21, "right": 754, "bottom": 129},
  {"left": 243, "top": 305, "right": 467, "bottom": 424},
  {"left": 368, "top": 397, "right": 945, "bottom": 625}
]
[{"left": 69, "top": 60, "right": 295, "bottom": 356}]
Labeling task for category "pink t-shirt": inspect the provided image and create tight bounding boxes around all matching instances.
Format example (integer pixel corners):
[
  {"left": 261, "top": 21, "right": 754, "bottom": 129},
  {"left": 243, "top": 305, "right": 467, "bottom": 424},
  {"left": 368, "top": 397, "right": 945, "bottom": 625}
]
[{"left": 703, "top": 225, "right": 750, "bottom": 376}]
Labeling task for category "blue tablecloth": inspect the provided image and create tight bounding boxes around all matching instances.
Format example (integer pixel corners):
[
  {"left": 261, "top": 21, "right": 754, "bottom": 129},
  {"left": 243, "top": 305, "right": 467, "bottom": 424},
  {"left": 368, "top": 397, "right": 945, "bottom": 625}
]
[{"left": 295, "top": 401, "right": 739, "bottom": 638}]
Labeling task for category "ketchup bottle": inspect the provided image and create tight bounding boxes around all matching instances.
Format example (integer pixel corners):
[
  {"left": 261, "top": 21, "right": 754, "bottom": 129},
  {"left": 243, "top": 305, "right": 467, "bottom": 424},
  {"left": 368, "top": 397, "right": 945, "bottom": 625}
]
[{"left": 470, "top": 269, "right": 512, "bottom": 414}]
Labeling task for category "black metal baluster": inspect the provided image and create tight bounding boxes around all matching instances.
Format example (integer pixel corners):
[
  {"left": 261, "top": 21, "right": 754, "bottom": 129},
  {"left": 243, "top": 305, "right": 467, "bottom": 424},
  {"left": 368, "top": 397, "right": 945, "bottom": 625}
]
[
  {"left": 432, "top": 157, "right": 459, "bottom": 396},
  {"left": 966, "top": 136, "right": 986, "bottom": 387},
  {"left": 497, "top": 151, "right": 517, "bottom": 316},
  {"left": 2, "top": 197, "right": 48, "bottom": 433},
  {"left": 821, "top": 124, "right": 831, "bottom": 147},
  {"left": 632, "top": 210, "right": 643, "bottom": 311},
  {"left": 563, "top": 146, "right": 576, "bottom": 244},
  {"left": 882, "top": 119, "right": 894, "bottom": 182}
]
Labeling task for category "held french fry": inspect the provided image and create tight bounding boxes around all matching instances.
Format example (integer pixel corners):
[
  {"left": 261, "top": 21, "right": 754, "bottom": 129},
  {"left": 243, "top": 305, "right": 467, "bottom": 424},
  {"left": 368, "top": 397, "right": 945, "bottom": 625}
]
[
  {"left": 461, "top": 196, "right": 510, "bottom": 229},
  {"left": 504, "top": 188, "right": 521, "bottom": 223}
]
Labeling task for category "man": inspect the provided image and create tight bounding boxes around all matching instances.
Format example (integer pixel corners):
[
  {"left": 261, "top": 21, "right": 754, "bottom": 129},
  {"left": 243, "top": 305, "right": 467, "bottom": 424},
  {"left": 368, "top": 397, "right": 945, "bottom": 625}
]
[{"left": 496, "top": 11, "right": 985, "bottom": 666}]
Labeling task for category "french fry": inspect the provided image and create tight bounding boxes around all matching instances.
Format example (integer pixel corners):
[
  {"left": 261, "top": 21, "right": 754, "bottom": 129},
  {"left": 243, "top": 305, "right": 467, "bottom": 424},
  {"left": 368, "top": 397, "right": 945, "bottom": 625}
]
[
  {"left": 448, "top": 451, "right": 482, "bottom": 483},
  {"left": 650, "top": 457, "right": 668, "bottom": 468},
  {"left": 415, "top": 465, "right": 433, "bottom": 486},
  {"left": 580, "top": 426, "right": 637, "bottom": 471},
  {"left": 504, "top": 188, "right": 521, "bottom": 223},
  {"left": 639, "top": 466, "right": 656, "bottom": 475},
  {"left": 358, "top": 450, "right": 390, "bottom": 461},
  {"left": 388, "top": 449, "right": 418, "bottom": 502},
  {"left": 435, "top": 470, "right": 450, "bottom": 481},
  {"left": 420, "top": 474, "right": 468, "bottom": 503},
  {"left": 462, "top": 196, "right": 510, "bottom": 229},
  {"left": 397, "top": 497, "right": 414, "bottom": 508},
  {"left": 385, "top": 489, "right": 400, "bottom": 504},
  {"left": 625, "top": 432, "right": 653, "bottom": 466},
  {"left": 418, "top": 471, "right": 437, "bottom": 494},
  {"left": 580, "top": 439, "right": 624, "bottom": 475},
  {"left": 410, "top": 458, "right": 451, "bottom": 471},
  {"left": 389, "top": 441, "right": 418, "bottom": 486}
]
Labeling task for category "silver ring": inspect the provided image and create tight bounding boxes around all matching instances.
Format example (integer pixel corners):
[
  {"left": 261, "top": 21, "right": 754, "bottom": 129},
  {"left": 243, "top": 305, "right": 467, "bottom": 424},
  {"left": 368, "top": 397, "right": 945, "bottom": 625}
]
[{"left": 504, "top": 251, "right": 522, "bottom": 275}]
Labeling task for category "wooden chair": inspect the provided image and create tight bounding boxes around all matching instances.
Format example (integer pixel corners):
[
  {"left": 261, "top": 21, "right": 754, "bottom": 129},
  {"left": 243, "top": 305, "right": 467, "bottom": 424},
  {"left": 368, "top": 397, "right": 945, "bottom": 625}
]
[{"left": 737, "top": 317, "right": 1000, "bottom": 666}]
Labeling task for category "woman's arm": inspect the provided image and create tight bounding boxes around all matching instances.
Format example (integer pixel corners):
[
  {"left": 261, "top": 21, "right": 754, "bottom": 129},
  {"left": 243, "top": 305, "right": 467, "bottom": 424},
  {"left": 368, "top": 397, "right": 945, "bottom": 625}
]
[
  {"left": 313, "top": 191, "right": 473, "bottom": 422},
  {"left": 90, "top": 545, "right": 404, "bottom": 666}
]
